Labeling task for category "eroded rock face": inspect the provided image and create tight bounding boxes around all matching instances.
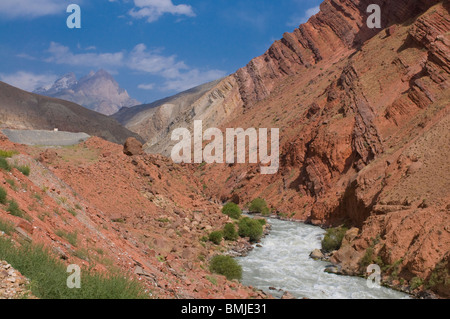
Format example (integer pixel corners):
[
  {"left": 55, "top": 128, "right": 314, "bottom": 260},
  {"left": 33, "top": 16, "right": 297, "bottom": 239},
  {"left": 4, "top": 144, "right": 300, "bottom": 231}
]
[{"left": 197, "top": 0, "right": 449, "bottom": 296}]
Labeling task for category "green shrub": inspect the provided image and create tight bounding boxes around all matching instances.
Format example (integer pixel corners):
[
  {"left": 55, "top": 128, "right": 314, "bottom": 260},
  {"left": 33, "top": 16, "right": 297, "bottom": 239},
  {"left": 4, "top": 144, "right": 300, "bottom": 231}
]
[
  {"left": 223, "top": 223, "right": 238, "bottom": 241},
  {"left": 0, "top": 158, "right": 11, "bottom": 171},
  {"left": 321, "top": 226, "right": 348, "bottom": 253},
  {"left": 0, "top": 186, "right": 7, "bottom": 205},
  {"left": 410, "top": 277, "right": 424, "bottom": 290},
  {"left": 7, "top": 199, "right": 23, "bottom": 218},
  {"left": 359, "top": 247, "right": 374, "bottom": 269},
  {"left": 248, "top": 198, "right": 270, "bottom": 216},
  {"left": 209, "top": 255, "right": 242, "bottom": 281},
  {"left": 0, "top": 237, "right": 147, "bottom": 299},
  {"left": 238, "top": 217, "right": 263, "bottom": 242},
  {"left": 426, "top": 260, "right": 449, "bottom": 291},
  {"left": 15, "top": 165, "right": 30, "bottom": 176},
  {"left": 256, "top": 218, "right": 267, "bottom": 226},
  {"left": 222, "top": 202, "right": 242, "bottom": 220},
  {"left": 209, "top": 231, "right": 223, "bottom": 245}
]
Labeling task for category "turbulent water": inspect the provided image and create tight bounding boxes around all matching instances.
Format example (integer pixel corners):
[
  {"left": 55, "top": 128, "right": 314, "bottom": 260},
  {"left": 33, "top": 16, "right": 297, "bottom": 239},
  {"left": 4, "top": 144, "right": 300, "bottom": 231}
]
[{"left": 236, "top": 218, "right": 410, "bottom": 299}]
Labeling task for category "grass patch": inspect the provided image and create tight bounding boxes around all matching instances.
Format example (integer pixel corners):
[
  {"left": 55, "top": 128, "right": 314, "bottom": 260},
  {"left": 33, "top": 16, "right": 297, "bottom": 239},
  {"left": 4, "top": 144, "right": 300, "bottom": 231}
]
[
  {"left": 56, "top": 230, "right": 78, "bottom": 247},
  {"left": 0, "top": 186, "right": 7, "bottom": 204},
  {"left": 7, "top": 199, "right": 23, "bottom": 218},
  {"left": 0, "top": 237, "right": 147, "bottom": 299},
  {"left": 0, "top": 158, "right": 11, "bottom": 171},
  {"left": 6, "top": 179, "right": 17, "bottom": 191},
  {"left": 68, "top": 208, "right": 77, "bottom": 217},
  {"left": 209, "top": 255, "right": 242, "bottom": 281},
  {"left": 14, "top": 165, "right": 30, "bottom": 176},
  {"left": 0, "top": 150, "right": 18, "bottom": 158},
  {"left": 0, "top": 218, "right": 15, "bottom": 235}
]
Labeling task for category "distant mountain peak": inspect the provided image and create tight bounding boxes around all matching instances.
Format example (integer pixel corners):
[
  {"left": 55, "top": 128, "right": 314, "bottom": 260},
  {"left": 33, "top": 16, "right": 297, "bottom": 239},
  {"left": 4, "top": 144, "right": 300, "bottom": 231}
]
[{"left": 34, "top": 70, "right": 140, "bottom": 116}]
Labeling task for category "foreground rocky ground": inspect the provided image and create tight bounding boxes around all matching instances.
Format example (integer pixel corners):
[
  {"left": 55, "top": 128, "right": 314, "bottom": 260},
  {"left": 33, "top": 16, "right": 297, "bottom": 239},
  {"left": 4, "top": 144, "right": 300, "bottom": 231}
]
[
  {"left": 0, "top": 134, "right": 269, "bottom": 299},
  {"left": 0, "top": 259, "right": 34, "bottom": 299}
]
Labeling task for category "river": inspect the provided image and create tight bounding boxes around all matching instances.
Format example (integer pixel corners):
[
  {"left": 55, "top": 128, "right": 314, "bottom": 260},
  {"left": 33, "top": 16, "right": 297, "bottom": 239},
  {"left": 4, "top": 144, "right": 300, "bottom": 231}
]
[{"left": 236, "top": 218, "right": 410, "bottom": 299}]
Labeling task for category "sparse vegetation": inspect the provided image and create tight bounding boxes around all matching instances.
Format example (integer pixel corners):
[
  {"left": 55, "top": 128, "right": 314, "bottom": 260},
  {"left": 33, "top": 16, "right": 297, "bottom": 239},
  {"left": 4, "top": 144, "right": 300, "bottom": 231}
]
[
  {"left": 410, "top": 277, "right": 424, "bottom": 290},
  {"left": 15, "top": 165, "right": 30, "bottom": 176},
  {"left": 68, "top": 208, "right": 77, "bottom": 217},
  {"left": 223, "top": 223, "right": 238, "bottom": 241},
  {"left": 0, "top": 158, "right": 11, "bottom": 171},
  {"left": 0, "top": 218, "right": 15, "bottom": 235},
  {"left": 426, "top": 260, "right": 449, "bottom": 293},
  {"left": 222, "top": 202, "right": 242, "bottom": 220},
  {"left": 5, "top": 179, "right": 17, "bottom": 191},
  {"left": 0, "top": 186, "right": 7, "bottom": 204},
  {"left": 209, "top": 255, "right": 242, "bottom": 281},
  {"left": 238, "top": 217, "right": 263, "bottom": 242},
  {"left": 0, "top": 237, "right": 147, "bottom": 299},
  {"left": 248, "top": 198, "right": 270, "bottom": 216},
  {"left": 321, "top": 226, "right": 348, "bottom": 253},
  {"left": 0, "top": 150, "right": 18, "bottom": 158},
  {"left": 7, "top": 199, "right": 23, "bottom": 218},
  {"left": 56, "top": 230, "right": 78, "bottom": 247},
  {"left": 209, "top": 231, "right": 223, "bottom": 245}
]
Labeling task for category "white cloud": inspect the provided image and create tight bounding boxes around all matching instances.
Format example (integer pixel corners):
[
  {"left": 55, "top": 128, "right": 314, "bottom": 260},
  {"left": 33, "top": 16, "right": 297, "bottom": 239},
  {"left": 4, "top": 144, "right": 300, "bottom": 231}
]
[
  {"left": 0, "top": 71, "right": 57, "bottom": 92},
  {"left": 46, "top": 42, "right": 125, "bottom": 68},
  {"left": 161, "top": 69, "right": 225, "bottom": 92},
  {"left": 138, "top": 83, "right": 155, "bottom": 90},
  {"left": 129, "top": 0, "right": 195, "bottom": 23},
  {"left": 0, "top": 0, "right": 68, "bottom": 18},
  {"left": 287, "top": 5, "right": 320, "bottom": 27}
]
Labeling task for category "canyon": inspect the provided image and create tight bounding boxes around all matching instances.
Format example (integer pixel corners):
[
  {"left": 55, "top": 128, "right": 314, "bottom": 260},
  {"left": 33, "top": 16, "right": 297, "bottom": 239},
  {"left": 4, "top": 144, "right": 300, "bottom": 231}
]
[{"left": 115, "top": 0, "right": 450, "bottom": 297}]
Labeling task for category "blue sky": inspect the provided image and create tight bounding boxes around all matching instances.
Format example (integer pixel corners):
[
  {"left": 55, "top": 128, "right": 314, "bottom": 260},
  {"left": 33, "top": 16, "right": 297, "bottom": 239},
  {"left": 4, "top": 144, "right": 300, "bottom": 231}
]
[{"left": 0, "top": 0, "right": 322, "bottom": 104}]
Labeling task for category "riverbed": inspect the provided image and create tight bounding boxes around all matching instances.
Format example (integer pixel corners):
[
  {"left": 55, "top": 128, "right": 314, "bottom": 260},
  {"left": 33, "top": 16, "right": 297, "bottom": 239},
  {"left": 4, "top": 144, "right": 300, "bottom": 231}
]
[{"left": 236, "top": 218, "right": 410, "bottom": 299}]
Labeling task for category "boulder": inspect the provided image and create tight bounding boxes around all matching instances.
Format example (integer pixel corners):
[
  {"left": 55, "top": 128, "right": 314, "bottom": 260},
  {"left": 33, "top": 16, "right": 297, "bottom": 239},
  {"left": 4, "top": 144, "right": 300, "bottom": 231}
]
[
  {"left": 310, "top": 249, "right": 325, "bottom": 260},
  {"left": 123, "top": 137, "right": 144, "bottom": 156}
]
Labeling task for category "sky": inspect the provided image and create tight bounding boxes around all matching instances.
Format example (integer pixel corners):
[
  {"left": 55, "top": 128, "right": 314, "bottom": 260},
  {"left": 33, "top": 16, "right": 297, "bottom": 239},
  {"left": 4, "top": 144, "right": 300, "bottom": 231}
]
[{"left": 0, "top": 0, "right": 322, "bottom": 104}]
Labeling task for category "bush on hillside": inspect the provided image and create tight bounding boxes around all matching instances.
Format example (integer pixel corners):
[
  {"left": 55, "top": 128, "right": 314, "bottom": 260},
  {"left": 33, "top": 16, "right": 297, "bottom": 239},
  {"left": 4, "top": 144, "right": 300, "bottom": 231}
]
[
  {"left": 222, "top": 202, "right": 242, "bottom": 220},
  {"left": 238, "top": 217, "right": 263, "bottom": 242},
  {"left": 223, "top": 223, "right": 238, "bottom": 241},
  {"left": 321, "top": 226, "right": 348, "bottom": 253},
  {"left": 209, "top": 255, "right": 242, "bottom": 281},
  {"left": 248, "top": 198, "right": 270, "bottom": 216},
  {"left": 209, "top": 231, "right": 223, "bottom": 245}
]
